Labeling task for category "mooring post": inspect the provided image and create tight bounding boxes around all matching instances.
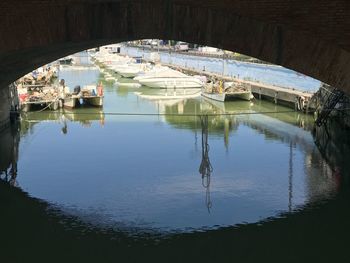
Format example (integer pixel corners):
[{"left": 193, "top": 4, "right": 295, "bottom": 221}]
[{"left": 274, "top": 92, "right": 278, "bottom": 104}]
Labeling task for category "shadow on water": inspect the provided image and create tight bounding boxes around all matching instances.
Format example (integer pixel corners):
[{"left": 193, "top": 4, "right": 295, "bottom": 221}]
[
  {"left": 1, "top": 101, "right": 350, "bottom": 262},
  {"left": 0, "top": 123, "right": 19, "bottom": 187},
  {"left": 313, "top": 117, "right": 350, "bottom": 186}
]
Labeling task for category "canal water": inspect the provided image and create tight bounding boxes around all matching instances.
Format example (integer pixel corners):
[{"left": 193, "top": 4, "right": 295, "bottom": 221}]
[{"left": 0, "top": 53, "right": 349, "bottom": 262}]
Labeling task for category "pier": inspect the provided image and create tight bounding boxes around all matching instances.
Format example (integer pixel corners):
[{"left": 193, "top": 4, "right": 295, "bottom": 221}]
[
  {"left": 127, "top": 44, "right": 267, "bottom": 64},
  {"left": 21, "top": 98, "right": 60, "bottom": 112},
  {"left": 159, "top": 62, "right": 315, "bottom": 112}
]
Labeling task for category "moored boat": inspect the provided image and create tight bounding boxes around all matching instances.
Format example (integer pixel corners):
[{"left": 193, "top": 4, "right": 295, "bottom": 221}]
[
  {"left": 116, "top": 82, "right": 142, "bottom": 88},
  {"left": 118, "top": 67, "right": 142, "bottom": 78},
  {"left": 135, "top": 89, "right": 201, "bottom": 100},
  {"left": 201, "top": 92, "right": 226, "bottom": 102},
  {"left": 201, "top": 90, "right": 253, "bottom": 102},
  {"left": 201, "top": 81, "right": 254, "bottom": 102},
  {"left": 81, "top": 84, "right": 104, "bottom": 107},
  {"left": 135, "top": 68, "right": 204, "bottom": 89},
  {"left": 64, "top": 95, "right": 79, "bottom": 108},
  {"left": 83, "top": 96, "right": 104, "bottom": 107}
]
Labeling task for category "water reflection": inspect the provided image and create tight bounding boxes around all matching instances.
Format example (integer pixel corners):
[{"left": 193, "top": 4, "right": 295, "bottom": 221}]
[
  {"left": 288, "top": 142, "right": 294, "bottom": 212},
  {"left": 9, "top": 56, "right": 341, "bottom": 228},
  {"left": 1, "top": 53, "right": 350, "bottom": 262},
  {"left": 17, "top": 89, "right": 341, "bottom": 223},
  {"left": 128, "top": 83, "right": 339, "bottom": 206},
  {"left": 0, "top": 124, "right": 19, "bottom": 187},
  {"left": 21, "top": 107, "right": 105, "bottom": 133},
  {"left": 198, "top": 115, "right": 213, "bottom": 212},
  {"left": 1, "top": 103, "right": 348, "bottom": 262},
  {"left": 313, "top": 118, "right": 349, "bottom": 187}
]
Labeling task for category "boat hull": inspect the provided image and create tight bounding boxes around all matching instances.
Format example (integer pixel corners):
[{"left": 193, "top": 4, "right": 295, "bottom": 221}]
[
  {"left": 117, "top": 82, "right": 142, "bottom": 88},
  {"left": 119, "top": 71, "right": 140, "bottom": 78},
  {"left": 226, "top": 92, "right": 254, "bottom": 101},
  {"left": 64, "top": 97, "right": 78, "bottom": 108},
  {"left": 139, "top": 77, "right": 203, "bottom": 89},
  {"left": 83, "top": 96, "right": 104, "bottom": 107},
  {"left": 202, "top": 91, "right": 254, "bottom": 102},
  {"left": 21, "top": 103, "right": 31, "bottom": 112},
  {"left": 135, "top": 90, "right": 201, "bottom": 100},
  {"left": 201, "top": 92, "right": 226, "bottom": 102}
]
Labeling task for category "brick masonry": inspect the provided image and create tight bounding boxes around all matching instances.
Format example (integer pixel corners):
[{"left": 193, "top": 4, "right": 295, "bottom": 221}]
[
  {"left": 0, "top": 87, "right": 10, "bottom": 132},
  {"left": 0, "top": 0, "right": 350, "bottom": 94}
]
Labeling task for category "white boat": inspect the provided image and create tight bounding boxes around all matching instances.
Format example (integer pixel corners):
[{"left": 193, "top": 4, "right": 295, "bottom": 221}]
[
  {"left": 116, "top": 82, "right": 141, "bottom": 88},
  {"left": 105, "top": 76, "right": 116, "bottom": 82},
  {"left": 134, "top": 90, "right": 201, "bottom": 100},
  {"left": 136, "top": 68, "right": 204, "bottom": 89},
  {"left": 133, "top": 65, "right": 169, "bottom": 81},
  {"left": 104, "top": 73, "right": 112, "bottom": 78},
  {"left": 113, "top": 63, "right": 148, "bottom": 77},
  {"left": 118, "top": 67, "right": 142, "bottom": 78}
]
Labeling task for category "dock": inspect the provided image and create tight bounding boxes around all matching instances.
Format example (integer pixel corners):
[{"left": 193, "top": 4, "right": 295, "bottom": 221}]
[
  {"left": 126, "top": 44, "right": 267, "bottom": 64},
  {"left": 94, "top": 50, "right": 317, "bottom": 112},
  {"left": 159, "top": 63, "right": 315, "bottom": 112},
  {"left": 21, "top": 98, "right": 59, "bottom": 112}
]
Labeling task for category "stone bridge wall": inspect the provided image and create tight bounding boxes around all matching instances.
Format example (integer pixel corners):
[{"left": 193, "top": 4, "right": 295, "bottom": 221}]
[
  {"left": 0, "top": 1, "right": 350, "bottom": 93},
  {"left": 0, "top": 87, "right": 10, "bottom": 132}
]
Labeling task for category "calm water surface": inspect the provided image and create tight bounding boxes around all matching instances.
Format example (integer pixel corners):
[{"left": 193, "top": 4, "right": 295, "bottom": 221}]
[{"left": 1, "top": 55, "right": 349, "bottom": 262}]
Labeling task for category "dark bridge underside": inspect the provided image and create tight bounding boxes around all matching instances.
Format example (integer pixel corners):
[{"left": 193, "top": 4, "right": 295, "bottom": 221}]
[{"left": 1, "top": 0, "right": 350, "bottom": 93}]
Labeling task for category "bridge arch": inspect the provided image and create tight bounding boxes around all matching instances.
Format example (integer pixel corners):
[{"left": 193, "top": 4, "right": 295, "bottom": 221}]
[{"left": 1, "top": 0, "right": 350, "bottom": 94}]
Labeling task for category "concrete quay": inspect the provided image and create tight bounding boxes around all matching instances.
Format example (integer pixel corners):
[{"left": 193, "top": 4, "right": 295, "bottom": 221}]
[{"left": 160, "top": 63, "right": 315, "bottom": 112}]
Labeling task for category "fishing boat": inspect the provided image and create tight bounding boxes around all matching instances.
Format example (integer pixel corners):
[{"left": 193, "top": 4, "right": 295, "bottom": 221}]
[
  {"left": 201, "top": 91, "right": 253, "bottom": 102},
  {"left": 201, "top": 81, "right": 254, "bottom": 102},
  {"left": 81, "top": 85, "right": 104, "bottom": 107},
  {"left": 18, "top": 83, "right": 61, "bottom": 112},
  {"left": 135, "top": 68, "right": 204, "bottom": 89},
  {"left": 83, "top": 96, "right": 104, "bottom": 107},
  {"left": 64, "top": 95, "right": 79, "bottom": 108}
]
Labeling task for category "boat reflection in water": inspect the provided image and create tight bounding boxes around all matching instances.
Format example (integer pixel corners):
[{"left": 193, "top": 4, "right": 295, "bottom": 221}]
[
  {"left": 160, "top": 96, "right": 339, "bottom": 209},
  {"left": 1, "top": 86, "right": 348, "bottom": 262},
  {"left": 124, "top": 85, "right": 340, "bottom": 220},
  {"left": 313, "top": 117, "right": 349, "bottom": 189},
  {"left": 1, "top": 53, "right": 349, "bottom": 262},
  {"left": 21, "top": 107, "right": 105, "bottom": 134}
]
